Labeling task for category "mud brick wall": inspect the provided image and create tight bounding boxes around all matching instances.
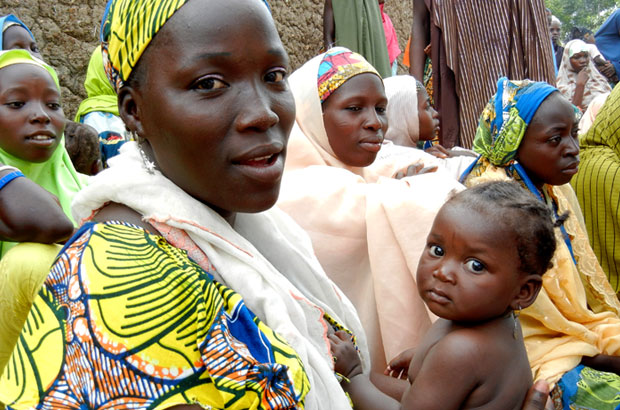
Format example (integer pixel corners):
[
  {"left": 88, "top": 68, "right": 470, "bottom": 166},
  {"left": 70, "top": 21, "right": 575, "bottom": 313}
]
[{"left": 0, "top": 0, "right": 412, "bottom": 118}]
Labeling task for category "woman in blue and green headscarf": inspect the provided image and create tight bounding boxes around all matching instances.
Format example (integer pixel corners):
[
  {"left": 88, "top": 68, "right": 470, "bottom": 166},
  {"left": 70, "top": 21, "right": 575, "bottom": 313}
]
[{"left": 462, "top": 77, "right": 620, "bottom": 409}]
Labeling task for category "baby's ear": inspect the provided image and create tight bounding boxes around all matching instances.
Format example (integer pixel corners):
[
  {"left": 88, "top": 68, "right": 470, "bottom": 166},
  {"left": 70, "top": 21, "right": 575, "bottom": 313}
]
[{"left": 511, "top": 274, "right": 543, "bottom": 310}]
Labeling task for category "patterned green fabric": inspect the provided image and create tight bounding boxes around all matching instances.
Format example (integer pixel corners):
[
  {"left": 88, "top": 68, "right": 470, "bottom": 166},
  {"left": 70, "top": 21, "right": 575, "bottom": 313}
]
[
  {"left": 571, "top": 84, "right": 620, "bottom": 293},
  {"left": 556, "top": 364, "right": 620, "bottom": 409},
  {"left": 472, "top": 77, "right": 558, "bottom": 167}
]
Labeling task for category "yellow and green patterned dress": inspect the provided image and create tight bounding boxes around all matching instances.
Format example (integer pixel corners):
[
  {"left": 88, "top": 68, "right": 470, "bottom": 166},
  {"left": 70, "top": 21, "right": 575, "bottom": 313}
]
[{"left": 0, "top": 221, "right": 310, "bottom": 410}]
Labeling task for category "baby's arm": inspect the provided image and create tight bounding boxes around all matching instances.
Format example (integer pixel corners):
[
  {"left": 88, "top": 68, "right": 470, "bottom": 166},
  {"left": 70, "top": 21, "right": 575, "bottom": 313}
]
[
  {"left": 329, "top": 331, "right": 400, "bottom": 410},
  {"left": 0, "top": 166, "right": 74, "bottom": 243},
  {"left": 399, "top": 332, "right": 480, "bottom": 410}
]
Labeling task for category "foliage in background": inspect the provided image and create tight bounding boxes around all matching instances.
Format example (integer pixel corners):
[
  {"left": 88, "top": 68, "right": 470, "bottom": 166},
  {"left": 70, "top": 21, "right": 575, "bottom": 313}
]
[{"left": 547, "top": 0, "right": 619, "bottom": 38}]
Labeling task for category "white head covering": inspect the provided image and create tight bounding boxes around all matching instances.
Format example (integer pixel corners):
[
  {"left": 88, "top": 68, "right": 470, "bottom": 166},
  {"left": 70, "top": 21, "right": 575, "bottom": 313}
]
[{"left": 384, "top": 75, "right": 420, "bottom": 146}]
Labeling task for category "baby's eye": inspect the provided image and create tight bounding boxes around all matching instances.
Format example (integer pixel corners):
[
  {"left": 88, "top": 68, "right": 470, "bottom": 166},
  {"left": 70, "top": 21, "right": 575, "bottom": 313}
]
[
  {"left": 6, "top": 101, "right": 24, "bottom": 109},
  {"left": 265, "top": 69, "right": 286, "bottom": 83},
  {"left": 193, "top": 76, "right": 228, "bottom": 91},
  {"left": 429, "top": 245, "right": 444, "bottom": 257},
  {"left": 47, "top": 102, "right": 61, "bottom": 110},
  {"left": 376, "top": 106, "right": 387, "bottom": 115},
  {"left": 465, "top": 259, "right": 485, "bottom": 273}
]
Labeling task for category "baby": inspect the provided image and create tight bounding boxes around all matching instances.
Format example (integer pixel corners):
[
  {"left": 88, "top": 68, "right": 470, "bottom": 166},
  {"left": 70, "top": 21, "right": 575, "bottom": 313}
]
[{"left": 330, "top": 181, "right": 559, "bottom": 410}]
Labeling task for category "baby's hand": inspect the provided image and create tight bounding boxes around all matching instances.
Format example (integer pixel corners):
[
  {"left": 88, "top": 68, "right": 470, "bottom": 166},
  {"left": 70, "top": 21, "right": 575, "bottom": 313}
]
[
  {"left": 328, "top": 330, "right": 363, "bottom": 379},
  {"left": 384, "top": 347, "right": 415, "bottom": 379},
  {"left": 393, "top": 163, "right": 438, "bottom": 179}
]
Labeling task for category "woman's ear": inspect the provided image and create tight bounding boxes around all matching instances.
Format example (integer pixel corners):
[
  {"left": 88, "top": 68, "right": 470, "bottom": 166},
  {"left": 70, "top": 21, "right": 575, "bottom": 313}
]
[
  {"left": 511, "top": 274, "right": 543, "bottom": 310},
  {"left": 118, "top": 86, "right": 144, "bottom": 136}
]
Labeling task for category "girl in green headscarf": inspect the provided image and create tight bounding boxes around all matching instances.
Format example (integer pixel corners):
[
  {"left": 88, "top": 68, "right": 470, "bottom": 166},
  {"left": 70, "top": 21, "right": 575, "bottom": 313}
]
[{"left": 0, "top": 49, "right": 85, "bottom": 258}]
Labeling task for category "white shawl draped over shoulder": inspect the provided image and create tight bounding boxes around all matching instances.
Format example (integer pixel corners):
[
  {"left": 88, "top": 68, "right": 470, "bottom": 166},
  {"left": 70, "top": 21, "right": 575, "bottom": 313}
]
[
  {"left": 277, "top": 51, "right": 465, "bottom": 370},
  {"left": 72, "top": 142, "right": 367, "bottom": 410}
]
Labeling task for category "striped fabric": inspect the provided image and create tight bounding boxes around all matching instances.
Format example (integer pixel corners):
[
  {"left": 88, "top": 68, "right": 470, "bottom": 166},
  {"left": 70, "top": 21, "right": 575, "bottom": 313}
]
[
  {"left": 571, "top": 83, "right": 620, "bottom": 294},
  {"left": 430, "top": 0, "right": 556, "bottom": 148}
]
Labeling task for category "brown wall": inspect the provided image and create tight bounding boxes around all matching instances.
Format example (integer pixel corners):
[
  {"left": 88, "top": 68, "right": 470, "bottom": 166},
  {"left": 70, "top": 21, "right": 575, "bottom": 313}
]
[{"left": 0, "top": 0, "right": 412, "bottom": 118}]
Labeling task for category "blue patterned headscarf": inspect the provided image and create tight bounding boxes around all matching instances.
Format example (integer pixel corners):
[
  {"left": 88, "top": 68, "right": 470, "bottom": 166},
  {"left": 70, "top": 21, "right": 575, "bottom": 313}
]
[{"left": 472, "top": 77, "right": 558, "bottom": 166}]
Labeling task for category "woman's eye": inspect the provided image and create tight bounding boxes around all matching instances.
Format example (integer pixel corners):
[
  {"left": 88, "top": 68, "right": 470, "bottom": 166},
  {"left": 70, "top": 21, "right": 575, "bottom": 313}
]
[
  {"left": 265, "top": 69, "right": 286, "bottom": 83},
  {"left": 193, "top": 77, "right": 228, "bottom": 91},
  {"left": 429, "top": 245, "right": 444, "bottom": 257},
  {"left": 346, "top": 106, "right": 361, "bottom": 112},
  {"left": 547, "top": 136, "right": 561, "bottom": 145},
  {"left": 376, "top": 106, "right": 387, "bottom": 114},
  {"left": 465, "top": 259, "right": 485, "bottom": 273}
]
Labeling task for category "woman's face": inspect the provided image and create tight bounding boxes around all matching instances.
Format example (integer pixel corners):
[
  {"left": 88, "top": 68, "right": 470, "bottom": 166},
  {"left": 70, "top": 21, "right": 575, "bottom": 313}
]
[
  {"left": 516, "top": 93, "right": 579, "bottom": 189},
  {"left": 417, "top": 87, "right": 439, "bottom": 141},
  {"left": 569, "top": 51, "right": 588, "bottom": 72},
  {"left": 322, "top": 73, "right": 387, "bottom": 167},
  {"left": 0, "top": 64, "right": 64, "bottom": 162},
  {"left": 124, "top": 0, "right": 295, "bottom": 218},
  {"left": 2, "top": 25, "right": 42, "bottom": 60}
]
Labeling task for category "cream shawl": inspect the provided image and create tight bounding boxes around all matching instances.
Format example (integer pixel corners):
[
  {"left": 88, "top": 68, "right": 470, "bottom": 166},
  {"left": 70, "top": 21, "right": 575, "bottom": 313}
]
[
  {"left": 278, "top": 51, "right": 464, "bottom": 370},
  {"left": 72, "top": 142, "right": 368, "bottom": 410}
]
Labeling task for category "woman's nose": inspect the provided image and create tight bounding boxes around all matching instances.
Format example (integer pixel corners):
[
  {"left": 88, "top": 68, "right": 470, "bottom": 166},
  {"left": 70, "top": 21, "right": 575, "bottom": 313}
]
[
  {"left": 564, "top": 136, "right": 580, "bottom": 156},
  {"left": 363, "top": 109, "right": 383, "bottom": 131},
  {"left": 235, "top": 85, "right": 279, "bottom": 132}
]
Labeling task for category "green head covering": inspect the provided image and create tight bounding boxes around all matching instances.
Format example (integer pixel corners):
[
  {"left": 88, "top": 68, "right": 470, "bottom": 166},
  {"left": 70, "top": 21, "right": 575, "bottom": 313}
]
[
  {"left": 74, "top": 45, "right": 119, "bottom": 122},
  {"left": 472, "top": 77, "right": 558, "bottom": 166},
  {"left": 100, "top": 0, "right": 189, "bottom": 92},
  {"left": 0, "top": 49, "right": 87, "bottom": 257}
]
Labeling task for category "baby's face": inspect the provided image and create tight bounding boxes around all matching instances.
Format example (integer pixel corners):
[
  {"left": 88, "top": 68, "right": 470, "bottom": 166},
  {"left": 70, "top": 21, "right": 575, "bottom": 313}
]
[
  {"left": 516, "top": 92, "right": 579, "bottom": 189},
  {"left": 416, "top": 203, "right": 522, "bottom": 322},
  {"left": 2, "top": 25, "right": 42, "bottom": 60},
  {"left": 0, "top": 64, "right": 64, "bottom": 162}
]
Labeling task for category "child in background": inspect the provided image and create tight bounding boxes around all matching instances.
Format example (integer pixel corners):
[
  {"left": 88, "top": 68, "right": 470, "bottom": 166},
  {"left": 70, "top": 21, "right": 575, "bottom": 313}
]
[
  {"left": 64, "top": 121, "right": 102, "bottom": 175},
  {"left": 0, "top": 49, "right": 83, "bottom": 257},
  {"left": 74, "top": 46, "right": 129, "bottom": 168},
  {"left": 0, "top": 14, "right": 42, "bottom": 60},
  {"left": 557, "top": 39, "right": 612, "bottom": 110},
  {"left": 330, "top": 181, "right": 556, "bottom": 410},
  {"left": 378, "top": 0, "right": 401, "bottom": 76},
  {"left": 376, "top": 75, "right": 476, "bottom": 179}
]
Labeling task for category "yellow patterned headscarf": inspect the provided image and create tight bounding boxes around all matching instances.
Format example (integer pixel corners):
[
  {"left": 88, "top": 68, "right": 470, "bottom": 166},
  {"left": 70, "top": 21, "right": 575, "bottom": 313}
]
[
  {"left": 100, "top": 0, "right": 188, "bottom": 91},
  {"left": 317, "top": 47, "right": 381, "bottom": 104}
]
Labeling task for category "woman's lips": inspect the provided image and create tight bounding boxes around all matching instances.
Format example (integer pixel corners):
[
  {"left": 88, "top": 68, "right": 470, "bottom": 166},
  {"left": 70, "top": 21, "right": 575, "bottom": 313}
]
[
  {"left": 359, "top": 136, "right": 384, "bottom": 153},
  {"left": 233, "top": 152, "right": 284, "bottom": 184}
]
